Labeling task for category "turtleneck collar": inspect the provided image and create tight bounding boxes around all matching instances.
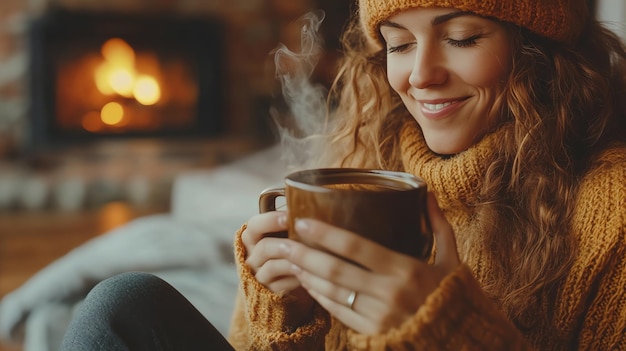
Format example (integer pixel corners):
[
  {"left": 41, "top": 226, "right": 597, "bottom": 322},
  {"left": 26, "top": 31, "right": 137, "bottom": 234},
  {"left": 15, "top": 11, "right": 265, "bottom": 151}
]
[{"left": 400, "top": 120, "right": 507, "bottom": 213}]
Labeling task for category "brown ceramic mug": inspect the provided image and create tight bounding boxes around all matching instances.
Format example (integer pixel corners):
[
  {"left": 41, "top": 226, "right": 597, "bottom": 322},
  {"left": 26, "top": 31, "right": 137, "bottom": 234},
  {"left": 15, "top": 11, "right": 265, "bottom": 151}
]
[{"left": 259, "top": 168, "right": 433, "bottom": 260}]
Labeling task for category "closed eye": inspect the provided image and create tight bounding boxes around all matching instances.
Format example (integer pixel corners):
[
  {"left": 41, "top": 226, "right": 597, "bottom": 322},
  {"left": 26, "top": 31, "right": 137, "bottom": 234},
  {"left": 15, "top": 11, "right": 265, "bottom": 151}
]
[
  {"left": 447, "top": 35, "right": 481, "bottom": 48},
  {"left": 387, "top": 42, "right": 415, "bottom": 54}
]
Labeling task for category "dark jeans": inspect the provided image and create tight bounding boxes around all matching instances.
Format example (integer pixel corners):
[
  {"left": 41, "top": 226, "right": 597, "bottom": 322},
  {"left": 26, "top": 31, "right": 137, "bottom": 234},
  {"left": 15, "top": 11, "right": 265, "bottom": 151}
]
[{"left": 59, "top": 272, "right": 235, "bottom": 351}]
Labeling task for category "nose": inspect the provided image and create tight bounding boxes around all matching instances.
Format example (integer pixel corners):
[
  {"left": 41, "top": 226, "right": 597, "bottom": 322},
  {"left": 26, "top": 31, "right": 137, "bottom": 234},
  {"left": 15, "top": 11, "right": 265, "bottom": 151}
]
[{"left": 408, "top": 44, "right": 447, "bottom": 89}]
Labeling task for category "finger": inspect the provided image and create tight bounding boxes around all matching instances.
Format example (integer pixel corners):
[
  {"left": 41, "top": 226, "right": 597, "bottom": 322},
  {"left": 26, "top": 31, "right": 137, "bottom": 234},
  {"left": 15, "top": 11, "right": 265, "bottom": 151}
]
[
  {"left": 255, "top": 259, "right": 302, "bottom": 294},
  {"left": 426, "top": 193, "right": 460, "bottom": 267},
  {"left": 306, "top": 288, "right": 377, "bottom": 335},
  {"left": 286, "top": 238, "right": 400, "bottom": 307},
  {"left": 254, "top": 258, "right": 293, "bottom": 283},
  {"left": 294, "top": 266, "right": 386, "bottom": 321},
  {"left": 245, "top": 237, "right": 291, "bottom": 272},
  {"left": 266, "top": 277, "right": 302, "bottom": 295},
  {"left": 295, "top": 266, "right": 354, "bottom": 307},
  {"left": 242, "top": 211, "right": 287, "bottom": 252},
  {"left": 287, "top": 237, "right": 373, "bottom": 292},
  {"left": 294, "top": 218, "right": 409, "bottom": 274}
]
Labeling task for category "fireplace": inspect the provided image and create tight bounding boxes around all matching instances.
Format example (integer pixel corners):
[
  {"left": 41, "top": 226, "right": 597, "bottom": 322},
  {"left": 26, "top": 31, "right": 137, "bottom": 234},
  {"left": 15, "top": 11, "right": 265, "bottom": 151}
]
[{"left": 27, "top": 8, "right": 224, "bottom": 151}]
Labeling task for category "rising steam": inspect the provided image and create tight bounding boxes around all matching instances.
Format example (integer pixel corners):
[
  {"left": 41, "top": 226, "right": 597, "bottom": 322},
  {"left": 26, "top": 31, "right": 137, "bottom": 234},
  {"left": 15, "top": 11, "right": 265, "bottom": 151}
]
[{"left": 271, "top": 10, "right": 333, "bottom": 171}]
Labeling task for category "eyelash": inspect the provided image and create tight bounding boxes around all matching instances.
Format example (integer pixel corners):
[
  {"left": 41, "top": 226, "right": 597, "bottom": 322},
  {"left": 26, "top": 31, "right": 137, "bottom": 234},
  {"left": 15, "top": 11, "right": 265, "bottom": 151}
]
[
  {"left": 387, "top": 44, "right": 413, "bottom": 54},
  {"left": 447, "top": 35, "right": 481, "bottom": 48},
  {"left": 387, "top": 34, "right": 482, "bottom": 53}
]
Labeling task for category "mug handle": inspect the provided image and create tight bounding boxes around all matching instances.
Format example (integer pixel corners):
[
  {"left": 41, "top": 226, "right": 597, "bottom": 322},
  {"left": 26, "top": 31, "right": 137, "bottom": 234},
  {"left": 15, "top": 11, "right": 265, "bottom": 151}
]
[
  {"left": 258, "top": 187, "right": 285, "bottom": 213},
  {"left": 258, "top": 187, "right": 288, "bottom": 238}
]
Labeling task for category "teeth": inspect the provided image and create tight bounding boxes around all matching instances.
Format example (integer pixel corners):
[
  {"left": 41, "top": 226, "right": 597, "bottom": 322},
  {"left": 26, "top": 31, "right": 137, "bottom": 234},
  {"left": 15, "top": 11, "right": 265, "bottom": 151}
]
[{"left": 424, "top": 102, "right": 452, "bottom": 111}]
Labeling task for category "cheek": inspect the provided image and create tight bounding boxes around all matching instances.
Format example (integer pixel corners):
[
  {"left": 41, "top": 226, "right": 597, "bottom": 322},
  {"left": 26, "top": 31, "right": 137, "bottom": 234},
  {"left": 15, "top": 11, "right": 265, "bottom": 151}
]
[
  {"left": 386, "top": 58, "right": 410, "bottom": 93},
  {"left": 457, "top": 51, "right": 510, "bottom": 89}
]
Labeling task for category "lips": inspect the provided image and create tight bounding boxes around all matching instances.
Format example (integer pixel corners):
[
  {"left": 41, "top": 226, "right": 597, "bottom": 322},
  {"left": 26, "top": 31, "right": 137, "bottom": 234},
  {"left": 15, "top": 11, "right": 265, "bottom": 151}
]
[
  {"left": 423, "top": 101, "right": 453, "bottom": 112},
  {"left": 418, "top": 97, "right": 470, "bottom": 119}
]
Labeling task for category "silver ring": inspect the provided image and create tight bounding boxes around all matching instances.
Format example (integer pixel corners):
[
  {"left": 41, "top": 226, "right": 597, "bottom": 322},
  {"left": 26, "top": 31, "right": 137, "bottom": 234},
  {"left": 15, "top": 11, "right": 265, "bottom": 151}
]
[{"left": 346, "top": 290, "right": 357, "bottom": 309}]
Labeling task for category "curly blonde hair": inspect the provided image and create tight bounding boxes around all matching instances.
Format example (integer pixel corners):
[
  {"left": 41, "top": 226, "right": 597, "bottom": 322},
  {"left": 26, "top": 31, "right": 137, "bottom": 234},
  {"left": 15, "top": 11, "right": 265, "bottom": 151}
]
[{"left": 322, "top": 11, "right": 626, "bottom": 332}]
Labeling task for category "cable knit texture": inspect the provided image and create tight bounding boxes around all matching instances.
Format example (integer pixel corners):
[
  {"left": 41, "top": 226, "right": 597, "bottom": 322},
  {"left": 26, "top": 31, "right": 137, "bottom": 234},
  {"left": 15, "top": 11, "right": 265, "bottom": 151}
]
[
  {"left": 358, "top": 0, "right": 589, "bottom": 47},
  {"left": 228, "top": 121, "right": 626, "bottom": 350}
]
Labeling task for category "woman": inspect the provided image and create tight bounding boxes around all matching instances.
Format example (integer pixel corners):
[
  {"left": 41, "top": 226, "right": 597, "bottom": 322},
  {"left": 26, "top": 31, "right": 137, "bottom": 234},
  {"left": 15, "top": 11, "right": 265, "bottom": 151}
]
[{"left": 61, "top": 0, "right": 626, "bottom": 350}]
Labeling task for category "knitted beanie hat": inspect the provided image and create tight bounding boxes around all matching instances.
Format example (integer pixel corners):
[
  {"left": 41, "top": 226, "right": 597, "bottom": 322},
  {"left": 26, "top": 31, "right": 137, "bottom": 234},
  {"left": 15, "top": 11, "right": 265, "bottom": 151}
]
[{"left": 359, "top": 0, "right": 589, "bottom": 46}]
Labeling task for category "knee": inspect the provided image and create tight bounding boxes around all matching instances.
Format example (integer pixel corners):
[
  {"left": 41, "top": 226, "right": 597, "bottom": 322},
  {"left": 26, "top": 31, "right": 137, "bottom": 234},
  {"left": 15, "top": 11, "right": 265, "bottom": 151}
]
[
  {"left": 89, "top": 271, "right": 162, "bottom": 297},
  {"left": 80, "top": 272, "right": 168, "bottom": 315},
  {"left": 62, "top": 273, "right": 174, "bottom": 350}
]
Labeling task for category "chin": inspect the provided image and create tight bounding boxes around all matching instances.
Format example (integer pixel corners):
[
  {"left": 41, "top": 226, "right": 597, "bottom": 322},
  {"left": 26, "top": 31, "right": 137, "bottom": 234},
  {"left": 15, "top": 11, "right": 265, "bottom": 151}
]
[{"left": 424, "top": 136, "right": 471, "bottom": 156}]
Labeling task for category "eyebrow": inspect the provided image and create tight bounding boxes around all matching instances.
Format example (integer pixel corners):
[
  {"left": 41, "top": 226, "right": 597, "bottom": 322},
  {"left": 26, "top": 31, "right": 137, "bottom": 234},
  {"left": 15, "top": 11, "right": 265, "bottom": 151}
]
[{"left": 380, "top": 11, "right": 474, "bottom": 29}]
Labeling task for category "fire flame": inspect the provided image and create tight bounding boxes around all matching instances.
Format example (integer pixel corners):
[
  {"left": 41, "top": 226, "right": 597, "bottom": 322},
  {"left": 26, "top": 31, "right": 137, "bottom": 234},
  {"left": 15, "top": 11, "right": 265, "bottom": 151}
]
[
  {"left": 133, "top": 76, "right": 161, "bottom": 105},
  {"left": 91, "top": 38, "right": 162, "bottom": 127},
  {"left": 101, "top": 102, "right": 124, "bottom": 125}
]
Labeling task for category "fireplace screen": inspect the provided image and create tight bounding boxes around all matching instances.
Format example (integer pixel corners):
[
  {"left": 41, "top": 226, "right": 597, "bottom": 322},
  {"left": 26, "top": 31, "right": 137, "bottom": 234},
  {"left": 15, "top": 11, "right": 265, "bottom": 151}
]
[{"left": 29, "top": 9, "right": 223, "bottom": 149}]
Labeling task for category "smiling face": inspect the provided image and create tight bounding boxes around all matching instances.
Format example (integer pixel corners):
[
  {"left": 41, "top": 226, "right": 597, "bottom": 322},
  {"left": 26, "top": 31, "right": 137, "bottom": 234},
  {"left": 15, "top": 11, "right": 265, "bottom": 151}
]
[{"left": 380, "top": 7, "right": 513, "bottom": 155}]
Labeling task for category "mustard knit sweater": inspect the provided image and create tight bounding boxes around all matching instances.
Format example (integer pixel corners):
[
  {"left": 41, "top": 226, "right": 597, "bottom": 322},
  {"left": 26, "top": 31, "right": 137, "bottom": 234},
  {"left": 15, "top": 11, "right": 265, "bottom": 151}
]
[{"left": 227, "top": 122, "right": 626, "bottom": 350}]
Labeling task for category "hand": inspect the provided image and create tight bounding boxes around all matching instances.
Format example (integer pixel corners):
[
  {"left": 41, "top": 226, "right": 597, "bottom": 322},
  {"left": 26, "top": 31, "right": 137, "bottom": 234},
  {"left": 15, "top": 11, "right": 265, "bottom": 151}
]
[
  {"left": 242, "top": 211, "right": 315, "bottom": 325},
  {"left": 282, "top": 192, "right": 460, "bottom": 334}
]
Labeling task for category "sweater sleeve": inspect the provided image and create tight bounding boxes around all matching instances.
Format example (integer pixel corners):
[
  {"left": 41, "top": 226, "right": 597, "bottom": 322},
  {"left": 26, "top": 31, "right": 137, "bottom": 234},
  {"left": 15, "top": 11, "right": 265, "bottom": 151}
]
[
  {"left": 227, "top": 224, "right": 331, "bottom": 351},
  {"left": 566, "top": 146, "right": 626, "bottom": 350},
  {"left": 576, "top": 240, "right": 626, "bottom": 350},
  {"left": 346, "top": 264, "right": 535, "bottom": 350}
]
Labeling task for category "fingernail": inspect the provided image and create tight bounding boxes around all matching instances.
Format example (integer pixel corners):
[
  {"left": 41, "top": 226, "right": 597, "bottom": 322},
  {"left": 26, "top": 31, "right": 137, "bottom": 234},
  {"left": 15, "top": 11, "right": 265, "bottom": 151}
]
[
  {"left": 290, "top": 264, "right": 302, "bottom": 274},
  {"left": 279, "top": 242, "right": 291, "bottom": 255},
  {"left": 295, "top": 218, "right": 310, "bottom": 234},
  {"left": 277, "top": 213, "right": 287, "bottom": 227}
]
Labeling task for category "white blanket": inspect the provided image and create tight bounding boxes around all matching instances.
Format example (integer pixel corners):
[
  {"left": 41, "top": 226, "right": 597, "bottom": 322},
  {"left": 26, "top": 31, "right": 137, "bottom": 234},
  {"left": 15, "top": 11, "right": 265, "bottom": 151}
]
[{"left": 0, "top": 146, "right": 286, "bottom": 351}]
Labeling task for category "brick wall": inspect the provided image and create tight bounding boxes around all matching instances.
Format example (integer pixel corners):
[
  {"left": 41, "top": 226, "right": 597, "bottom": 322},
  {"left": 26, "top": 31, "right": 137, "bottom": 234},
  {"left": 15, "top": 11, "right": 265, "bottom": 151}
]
[
  {"left": 0, "top": 0, "right": 349, "bottom": 212},
  {"left": 0, "top": 0, "right": 347, "bottom": 158}
]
